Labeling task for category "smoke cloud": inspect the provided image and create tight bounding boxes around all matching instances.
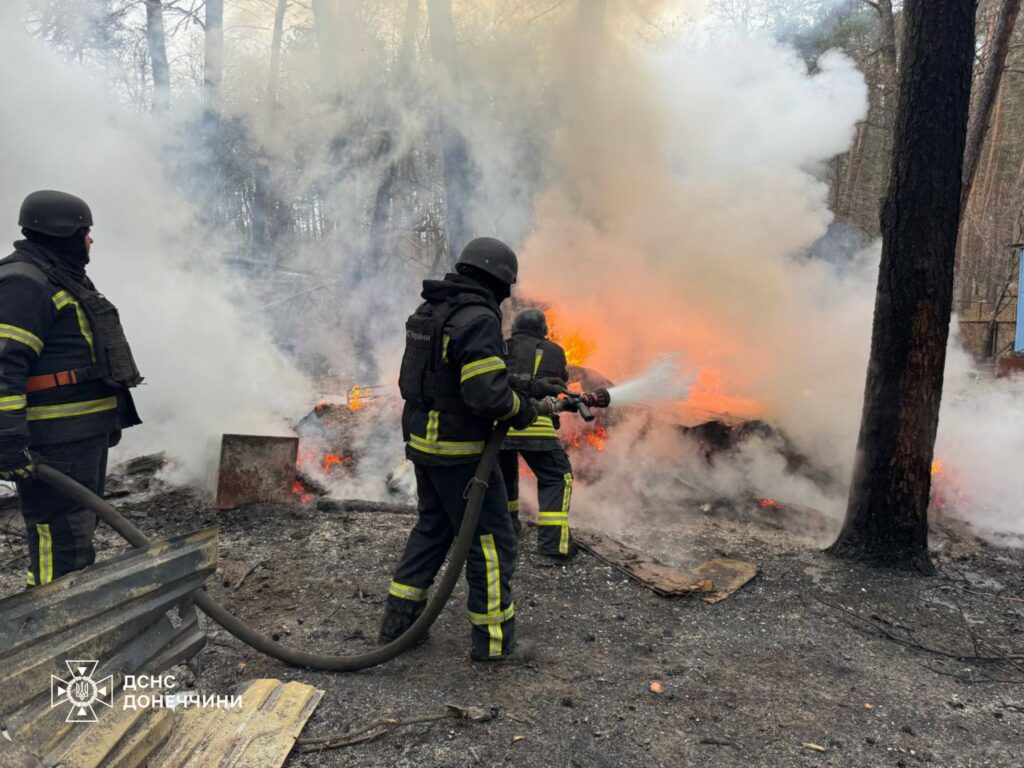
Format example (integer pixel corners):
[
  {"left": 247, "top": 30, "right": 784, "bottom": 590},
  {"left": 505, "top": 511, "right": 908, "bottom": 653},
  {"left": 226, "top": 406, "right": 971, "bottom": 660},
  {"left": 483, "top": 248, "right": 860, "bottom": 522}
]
[
  {"left": 3, "top": 1, "right": 1020, "bottom": 544},
  {"left": 0, "top": 2, "right": 313, "bottom": 485}
]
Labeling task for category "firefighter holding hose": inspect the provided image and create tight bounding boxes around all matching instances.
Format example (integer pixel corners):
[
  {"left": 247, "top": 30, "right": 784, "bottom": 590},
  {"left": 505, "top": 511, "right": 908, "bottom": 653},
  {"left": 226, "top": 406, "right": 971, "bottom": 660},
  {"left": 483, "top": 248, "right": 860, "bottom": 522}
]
[
  {"left": 0, "top": 191, "right": 143, "bottom": 587},
  {"left": 499, "top": 308, "right": 581, "bottom": 562},
  {"left": 382, "top": 237, "right": 554, "bottom": 662}
]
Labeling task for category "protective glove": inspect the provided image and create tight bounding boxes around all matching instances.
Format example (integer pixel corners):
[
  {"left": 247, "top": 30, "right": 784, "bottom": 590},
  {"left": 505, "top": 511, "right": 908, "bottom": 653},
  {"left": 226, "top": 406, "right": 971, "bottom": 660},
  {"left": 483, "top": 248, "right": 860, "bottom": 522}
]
[
  {"left": 509, "top": 395, "right": 539, "bottom": 430},
  {"left": 582, "top": 388, "right": 611, "bottom": 408},
  {"left": 531, "top": 377, "right": 570, "bottom": 398},
  {"left": 508, "top": 373, "right": 533, "bottom": 396},
  {"left": 533, "top": 396, "right": 561, "bottom": 418},
  {"left": 0, "top": 449, "right": 35, "bottom": 482}
]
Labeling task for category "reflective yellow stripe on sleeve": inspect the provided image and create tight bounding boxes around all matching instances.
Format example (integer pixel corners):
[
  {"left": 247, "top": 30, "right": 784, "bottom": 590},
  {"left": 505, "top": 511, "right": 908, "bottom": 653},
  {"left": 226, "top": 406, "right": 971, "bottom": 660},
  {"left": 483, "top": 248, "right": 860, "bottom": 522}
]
[
  {"left": 0, "top": 394, "right": 27, "bottom": 412},
  {"left": 460, "top": 356, "right": 506, "bottom": 383},
  {"left": 498, "top": 392, "right": 521, "bottom": 421},
  {"left": 27, "top": 397, "right": 118, "bottom": 421},
  {"left": 52, "top": 290, "right": 96, "bottom": 362},
  {"left": 0, "top": 323, "right": 43, "bottom": 355}
]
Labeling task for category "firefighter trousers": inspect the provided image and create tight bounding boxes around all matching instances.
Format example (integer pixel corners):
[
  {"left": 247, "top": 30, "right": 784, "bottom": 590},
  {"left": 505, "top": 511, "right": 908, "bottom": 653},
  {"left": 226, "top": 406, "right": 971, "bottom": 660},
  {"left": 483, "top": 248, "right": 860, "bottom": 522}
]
[
  {"left": 16, "top": 435, "right": 109, "bottom": 587},
  {"left": 385, "top": 462, "right": 517, "bottom": 659},
  {"left": 499, "top": 447, "right": 575, "bottom": 556}
]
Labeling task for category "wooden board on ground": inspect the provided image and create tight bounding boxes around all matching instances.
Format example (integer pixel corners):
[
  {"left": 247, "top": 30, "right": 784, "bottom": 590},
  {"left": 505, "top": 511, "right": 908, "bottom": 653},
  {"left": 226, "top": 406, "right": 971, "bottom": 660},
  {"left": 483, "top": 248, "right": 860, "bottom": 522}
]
[{"left": 574, "top": 530, "right": 758, "bottom": 603}]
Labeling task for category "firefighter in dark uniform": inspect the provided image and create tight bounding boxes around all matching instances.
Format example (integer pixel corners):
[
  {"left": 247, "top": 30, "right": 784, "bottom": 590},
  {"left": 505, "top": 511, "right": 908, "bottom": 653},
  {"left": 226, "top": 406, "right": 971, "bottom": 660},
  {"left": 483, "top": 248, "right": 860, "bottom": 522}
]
[
  {"left": 380, "top": 237, "right": 549, "bottom": 661},
  {"left": 0, "top": 191, "right": 143, "bottom": 587},
  {"left": 499, "top": 309, "right": 579, "bottom": 562}
]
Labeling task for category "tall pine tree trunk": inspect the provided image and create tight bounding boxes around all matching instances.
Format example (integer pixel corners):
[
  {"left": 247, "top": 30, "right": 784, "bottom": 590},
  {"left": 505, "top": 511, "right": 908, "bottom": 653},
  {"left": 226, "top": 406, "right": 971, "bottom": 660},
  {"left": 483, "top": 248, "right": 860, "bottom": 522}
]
[
  {"left": 427, "top": 0, "right": 474, "bottom": 263},
  {"left": 962, "top": 0, "right": 1021, "bottom": 212},
  {"left": 204, "top": 0, "right": 224, "bottom": 110},
  {"left": 144, "top": 0, "right": 170, "bottom": 111},
  {"left": 828, "top": 0, "right": 977, "bottom": 572},
  {"left": 267, "top": 0, "right": 289, "bottom": 129}
]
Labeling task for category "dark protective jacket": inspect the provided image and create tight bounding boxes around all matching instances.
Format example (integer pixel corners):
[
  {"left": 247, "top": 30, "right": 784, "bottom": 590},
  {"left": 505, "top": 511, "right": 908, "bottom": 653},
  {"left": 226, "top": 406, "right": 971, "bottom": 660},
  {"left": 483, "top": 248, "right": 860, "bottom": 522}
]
[
  {"left": 502, "top": 330, "right": 568, "bottom": 451},
  {"left": 399, "top": 273, "right": 525, "bottom": 466},
  {"left": 0, "top": 241, "right": 142, "bottom": 455}
]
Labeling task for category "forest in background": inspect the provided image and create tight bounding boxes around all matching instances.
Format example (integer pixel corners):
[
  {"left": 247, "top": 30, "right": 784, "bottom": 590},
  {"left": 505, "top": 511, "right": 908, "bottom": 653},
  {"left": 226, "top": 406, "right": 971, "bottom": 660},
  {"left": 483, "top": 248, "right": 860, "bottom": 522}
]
[{"left": 21, "top": 0, "right": 1024, "bottom": 361}]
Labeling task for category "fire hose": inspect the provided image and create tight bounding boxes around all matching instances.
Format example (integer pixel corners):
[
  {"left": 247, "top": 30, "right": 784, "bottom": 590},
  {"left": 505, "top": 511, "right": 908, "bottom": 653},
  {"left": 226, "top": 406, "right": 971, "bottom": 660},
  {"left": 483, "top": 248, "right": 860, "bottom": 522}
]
[{"left": 32, "top": 393, "right": 605, "bottom": 671}]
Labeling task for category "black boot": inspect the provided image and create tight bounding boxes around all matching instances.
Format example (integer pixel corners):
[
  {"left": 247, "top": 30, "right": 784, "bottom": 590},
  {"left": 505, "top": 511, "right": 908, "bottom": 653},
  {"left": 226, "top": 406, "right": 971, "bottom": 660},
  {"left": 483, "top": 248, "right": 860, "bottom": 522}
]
[{"left": 378, "top": 600, "right": 426, "bottom": 645}]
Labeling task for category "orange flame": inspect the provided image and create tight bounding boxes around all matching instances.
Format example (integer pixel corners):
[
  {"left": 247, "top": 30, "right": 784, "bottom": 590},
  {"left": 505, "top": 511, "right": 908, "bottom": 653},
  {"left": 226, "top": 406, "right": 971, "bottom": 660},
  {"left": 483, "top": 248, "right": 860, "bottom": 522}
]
[
  {"left": 757, "top": 497, "right": 782, "bottom": 509},
  {"left": 931, "top": 459, "right": 943, "bottom": 476},
  {"left": 546, "top": 308, "right": 595, "bottom": 367},
  {"left": 291, "top": 479, "right": 313, "bottom": 503},
  {"left": 323, "top": 453, "right": 352, "bottom": 473},
  {"left": 584, "top": 426, "right": 608, "bottom": 451},
  {"left": 348, "top": 385, "right": 366, "bottom": 411}
]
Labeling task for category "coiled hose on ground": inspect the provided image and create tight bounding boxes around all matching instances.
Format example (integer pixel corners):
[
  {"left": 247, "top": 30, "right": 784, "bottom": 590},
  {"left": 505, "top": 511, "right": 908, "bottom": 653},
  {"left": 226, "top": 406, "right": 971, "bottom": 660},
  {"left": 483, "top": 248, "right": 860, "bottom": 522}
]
[{"left": 35, "top": 424, "right": 509, "bottom": 672}]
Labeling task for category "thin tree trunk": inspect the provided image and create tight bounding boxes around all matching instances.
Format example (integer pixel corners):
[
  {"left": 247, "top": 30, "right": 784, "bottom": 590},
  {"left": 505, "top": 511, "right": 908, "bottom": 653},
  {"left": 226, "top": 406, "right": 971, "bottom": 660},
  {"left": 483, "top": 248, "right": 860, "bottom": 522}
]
[
  {"left": 204, "top": 0, "right": 224, "bottom": 110},
  {"left": 267, "top": 0, "right": 289, "bottom": 128},
  {"left": 877, "top": 0, "right": 898, "bottom": 129},
  {"left": 370, "top": 0, "right": 419, "bottom": 243},
  {"left": 144, "top": 0, "right": 170, "bottom": 111},
  {"left": 981, "top": 88, "right": 1005, "bottom": 211},
  {"left": 828, "top": 0, "right": 977, "bottom": 571},
  {"left": 427, "top": 0, "right": 474, "bottom": 262},
  {"left": 962, "top": 0, "right": 1021, "bottom": 213}
]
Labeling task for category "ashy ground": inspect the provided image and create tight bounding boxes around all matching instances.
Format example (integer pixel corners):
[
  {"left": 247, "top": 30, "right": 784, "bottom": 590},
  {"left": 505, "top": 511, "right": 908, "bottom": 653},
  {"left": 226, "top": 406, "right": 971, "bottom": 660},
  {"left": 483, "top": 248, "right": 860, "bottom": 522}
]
[{"left": 1, "top": 477, "right": 1023, "bottom": 768}]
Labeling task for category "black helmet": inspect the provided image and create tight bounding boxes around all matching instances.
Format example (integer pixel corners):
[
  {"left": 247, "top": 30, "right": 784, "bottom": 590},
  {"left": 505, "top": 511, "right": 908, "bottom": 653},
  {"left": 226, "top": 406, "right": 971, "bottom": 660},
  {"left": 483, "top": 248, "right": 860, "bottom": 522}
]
[
  {"left": 456, "top": 237, "right": 518, "bottom": 285},
  {"left": 512, "top": 308, "right": 548, "bottom": 337},
  {"left": 18, "top": 190, "right": 93, "bottom": 238}
]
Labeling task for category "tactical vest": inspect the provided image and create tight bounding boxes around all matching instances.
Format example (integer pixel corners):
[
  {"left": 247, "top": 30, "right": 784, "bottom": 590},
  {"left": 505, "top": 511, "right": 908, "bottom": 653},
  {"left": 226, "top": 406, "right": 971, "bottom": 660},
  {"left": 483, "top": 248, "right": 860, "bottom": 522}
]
[
  {"left": 1, "top": 250, "right": 144, "bottom": 390},
  {"left": 506, "top": 334, "right": 544, "bottom": 378},
  {"left": 399, "top": 295, "right": 497, "bottom": 416}
]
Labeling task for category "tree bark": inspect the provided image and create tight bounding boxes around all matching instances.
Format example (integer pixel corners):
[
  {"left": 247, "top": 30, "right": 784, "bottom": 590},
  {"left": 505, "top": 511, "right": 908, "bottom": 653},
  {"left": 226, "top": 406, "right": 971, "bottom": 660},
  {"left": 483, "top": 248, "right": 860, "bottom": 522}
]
[
  {"left": 143, "top": 0, "right": 170, "bottom": 111},
  {"left": 827, "top": 0, "right": 977, "bottom": 572},
  {"left": 204, "top": 0, "right": 224, "bottom": 110},
  {"left": 961, "top": 0, "right": 1021, "bottom": 213},
  {"left": 427, "top": 0, "right": 474, "bottom": 262},
  {"left": 877, "top": 0, "right": 898, "bottom": 128},
  {"left": 267, "top": 0, "right": 289, "bottom": 128}
]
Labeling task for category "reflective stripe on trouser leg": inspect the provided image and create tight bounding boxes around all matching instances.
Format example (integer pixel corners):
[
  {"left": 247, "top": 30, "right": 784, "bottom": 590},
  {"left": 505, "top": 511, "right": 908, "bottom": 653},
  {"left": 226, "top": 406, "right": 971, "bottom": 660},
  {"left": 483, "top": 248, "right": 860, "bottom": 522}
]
[
  {"left": 529, "top": 448, "right": 574, "bottom": 555},
  {"left": 480, "top": 534, "right": 503, "bottom": 656},
  {"left": 36, "top": 523, "right": 53, "bottom": 585},
  {"left": 387, "top": 465, "right": 456, "bottom": 606}
]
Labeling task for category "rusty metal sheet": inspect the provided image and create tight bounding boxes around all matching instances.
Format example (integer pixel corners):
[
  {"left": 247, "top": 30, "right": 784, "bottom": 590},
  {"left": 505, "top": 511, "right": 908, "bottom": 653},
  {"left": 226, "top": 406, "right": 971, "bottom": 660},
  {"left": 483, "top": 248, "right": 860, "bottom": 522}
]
[
  {"left": 574, "top": 531, "right": 713, "bottom": 597},
  {"left": 215, "top": 434, "right": 299, "bottom": 509},
  {"left": 574, "top": 531, "right": 758, "bottom": 602},
  {"left": 151, "top": 679, "right": 324, "bottom": 768}
]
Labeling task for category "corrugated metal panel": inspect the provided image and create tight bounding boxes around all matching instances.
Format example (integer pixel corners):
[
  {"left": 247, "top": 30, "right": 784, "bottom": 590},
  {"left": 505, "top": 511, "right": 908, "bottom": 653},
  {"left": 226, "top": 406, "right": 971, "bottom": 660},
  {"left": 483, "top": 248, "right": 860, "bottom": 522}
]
[
  {"left": 0, "top": 528, "right": 321, "bottom": 768},
  {"left": 151, "top": 680, "right": 323, "bottom": 768}
]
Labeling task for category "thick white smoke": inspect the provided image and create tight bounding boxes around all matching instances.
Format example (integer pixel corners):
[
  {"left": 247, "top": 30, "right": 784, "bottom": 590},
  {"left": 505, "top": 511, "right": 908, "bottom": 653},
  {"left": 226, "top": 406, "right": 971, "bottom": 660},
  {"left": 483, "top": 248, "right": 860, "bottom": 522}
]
[
  {"left": 5, "top": 1, "right": 1020, "bottom": 544},
  {"left": 0, "top": 4, "right": 314, "bottom": 485}
]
